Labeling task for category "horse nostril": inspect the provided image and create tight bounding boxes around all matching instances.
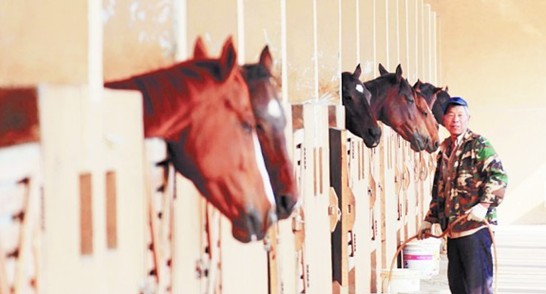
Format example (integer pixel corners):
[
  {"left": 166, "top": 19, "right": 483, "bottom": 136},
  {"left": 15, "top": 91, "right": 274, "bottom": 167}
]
[
  {"left": 369, "top": 127, "right": 382, "bottom": 139},
  {"left": 245, "top": 208, "right": 263, "bottom": 242},
  {"left": 277, "top": 195, "right": 297, "bottom": 219}
]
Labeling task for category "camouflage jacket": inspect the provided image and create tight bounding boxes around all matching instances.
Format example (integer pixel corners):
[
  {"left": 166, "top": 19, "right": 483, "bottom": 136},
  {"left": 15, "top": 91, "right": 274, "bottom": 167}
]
[{"left": 424, "top": 129, "right": 508, "bottom": 234}]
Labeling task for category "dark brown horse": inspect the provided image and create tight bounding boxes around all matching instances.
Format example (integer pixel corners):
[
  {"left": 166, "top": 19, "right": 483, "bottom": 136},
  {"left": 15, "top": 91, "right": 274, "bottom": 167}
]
[
  {"left": 193, "top": 37, "right": 300, "bottom": 220},
  {"left": 105, "top": 37, "right": 276, "bottom": 243},
  {"left": 413, "top": 80, "right": 451, "bottom": 126},
  {"left": 366, "top": 64, "right": 439, "bottom": 152},
  {"left": 342, "top": 64, "right": 382, "bottom": 148}
]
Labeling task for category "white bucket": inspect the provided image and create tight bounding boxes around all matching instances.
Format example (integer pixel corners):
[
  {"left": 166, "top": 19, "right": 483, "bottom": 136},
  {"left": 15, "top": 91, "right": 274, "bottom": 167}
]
[
  {"left": 402, "top": 239, "right": 441, "bottom": 279},
  {"left": 420, "top": 238, "right": 442, "bottom": 275},
  {"left": 381, "top": 268, "right": 421, "bottom": 293}
]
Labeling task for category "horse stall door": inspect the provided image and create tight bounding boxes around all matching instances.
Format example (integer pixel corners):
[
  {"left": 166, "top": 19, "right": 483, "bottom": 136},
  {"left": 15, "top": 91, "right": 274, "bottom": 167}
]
[
  {"left": 171, "top": 170, "right": 209, "bottom": 294},
  {"left": 142, "top": 138, "right": 185, "bottom": 294},
  {"left": 368, "top": 126, "right": 384, "bottom": 294},
  {"left": 344, "top": 133, "right": 373, "bottom": 293},
  {"left": 101, "top": 89, "right": 148, "bottom": 293},
  {"left": 329, "top": 128, "right": 357, "bottom": 294},
  {"left": 377, "top": 127, "right": 400, "bottom": 293},
  {"left": 39, "top": 85, "right": 146, "bottom": 293},
  {"left": 296, "top": 104, "right": 333, "bottom": 293},
  {"left": 271, "top": 100, "right": 298, "bottom": 294}
]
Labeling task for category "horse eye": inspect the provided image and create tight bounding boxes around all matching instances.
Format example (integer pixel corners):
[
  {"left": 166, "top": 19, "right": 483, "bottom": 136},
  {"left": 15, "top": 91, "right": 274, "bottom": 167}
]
[
  {"left": 256, "top": 123, "right": 265, "bottom": 132},
  {"left": 241, "top": 121, "right": 253, "bottom": 133}
]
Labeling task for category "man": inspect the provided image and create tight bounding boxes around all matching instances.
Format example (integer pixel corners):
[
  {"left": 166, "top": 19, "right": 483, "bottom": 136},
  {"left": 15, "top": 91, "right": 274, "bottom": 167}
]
[{"left": 418, "top": 97, "right": 508, "bottom": 294}]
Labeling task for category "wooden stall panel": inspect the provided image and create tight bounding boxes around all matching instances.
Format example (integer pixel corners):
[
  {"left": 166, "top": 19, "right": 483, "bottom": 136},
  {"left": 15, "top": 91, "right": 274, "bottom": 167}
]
[
  {"left": 406, "top": 0, "right": 419, "bottom": 82},
  {"left": 304, "top": 104, "right": 332, "bottom": 293},
  {"left": 387, "top": 0, "right": 400, "bottom": 68},
  {"left": 316, "top": 0, "right": 340, "bottom": 101},
  {"left": 416, "top": 0, "right": 425, "bottom": 80},
  {"left": 40, "top": 86, "right": 146, "bottom": 294},
  {"left": 378, "top": 128, "right": 399, "bottom": 294},
  {"left": 329, "top": 129, "right": 357, "bottom": 294},
  {"left": 285, "top": 0, "right": 316, "bottom": 103},
  {"left": 172, "top": 174, "right": 209, "bottom": 294},
  {"left": 273, "top": 101, "right": 298, "bottom": 294},
  {"left": 346, "top": 133, "right": 372, "bottom": 294},
  {"left": 39, "top": 86, "right": 90, "bottom": 293},
  {"left": 431, "top": 11, "right": 438, "bottom": 84},
  {"left": 341, "top": 0, "right": 359, "bottom": 73},
  {"left": 368, "top": 138, "right": 383, "bottom": 294},
  {"left": 0, "top": 143, "right": 41, "bottom": 294},
  {"left": 375, "top": 0, "right": 388, "bottom": 75},
  {"left": 102, "top": 89, "right": 147, "bottom": 293},
  {"left": 359, "top": 0, "right": 376, "bottom": 80},
  {"left": 422, "top": 3, "right": 432, "bottom": 83},
  {"left": 398, "top": 0, "right": 410, "bottom": 75}
]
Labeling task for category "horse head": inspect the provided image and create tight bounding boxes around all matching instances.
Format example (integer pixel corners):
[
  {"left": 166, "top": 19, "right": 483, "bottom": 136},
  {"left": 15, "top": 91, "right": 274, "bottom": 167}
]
[
  {"left": 413, "top": 80, "right": 441, "bottom": 152},
  {"left": 105, "top": 37, "right": 277, "bottom": 243},
  {"left": 413, "top": 80, "right": 452, "bottom": 128},
  {"left": 366, "top": 64, "right": 438, "bottom": 152},
  {"left": 341, "top": 64, "right": 382, "bottom": 147},
  {"left": 194, "top": 37, "right": 300, "bottom": 220}
]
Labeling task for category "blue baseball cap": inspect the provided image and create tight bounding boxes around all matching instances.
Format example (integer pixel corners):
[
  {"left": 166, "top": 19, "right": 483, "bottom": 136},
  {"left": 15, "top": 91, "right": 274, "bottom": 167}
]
[{"left": 443, "top": 96, "right": 468, "bottom": 114}]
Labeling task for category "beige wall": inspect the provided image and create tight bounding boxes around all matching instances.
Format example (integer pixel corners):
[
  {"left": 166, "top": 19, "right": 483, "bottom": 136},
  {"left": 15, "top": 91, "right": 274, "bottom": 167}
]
[
  {"left": 0, "top": 1, "right": 88, "bottom": 85},
  {"left": 429, "top": 0, "right": 546, "bottom": 224}
]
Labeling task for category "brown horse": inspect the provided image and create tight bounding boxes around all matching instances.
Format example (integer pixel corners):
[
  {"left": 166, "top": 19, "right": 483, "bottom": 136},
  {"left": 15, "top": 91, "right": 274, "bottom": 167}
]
[
  {"left": 413, "top": 80, "right": 451, "bottom": 126},
  {"left": 105, "top": 37, "right": 276, "bottom": 243},
  {"left": 342, "top": 64, "right": 382, "bottom": 148},
  {"left": 366, "top": 64, "right": 439, "bottom": 152},
  {"left": 193, "top": 38, "right": 300, "bottom": 220}
]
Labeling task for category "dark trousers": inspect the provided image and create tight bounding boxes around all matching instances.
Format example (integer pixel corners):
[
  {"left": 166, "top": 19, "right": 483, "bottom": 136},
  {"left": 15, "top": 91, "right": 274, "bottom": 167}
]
[{"left": 447, "top": 228, "right": 493, "bottom": 294}]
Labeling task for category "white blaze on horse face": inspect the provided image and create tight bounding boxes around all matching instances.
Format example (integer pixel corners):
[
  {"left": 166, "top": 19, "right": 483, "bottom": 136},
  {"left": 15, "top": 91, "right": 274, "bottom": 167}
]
[
  {"left": 355, "top": 84, "right": 364, "bottom": 93},
  {"left": 252, "top": 131, "right": 276, "bottom": 207},
  {"left": 267, "top": 99, "right": 282, "bottom": 118}
]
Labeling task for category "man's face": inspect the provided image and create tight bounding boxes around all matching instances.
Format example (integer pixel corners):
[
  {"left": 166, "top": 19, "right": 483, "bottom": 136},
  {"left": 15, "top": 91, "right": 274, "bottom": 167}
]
[{"left": 442, "top": 105, "right": 470, "bottom": 137}]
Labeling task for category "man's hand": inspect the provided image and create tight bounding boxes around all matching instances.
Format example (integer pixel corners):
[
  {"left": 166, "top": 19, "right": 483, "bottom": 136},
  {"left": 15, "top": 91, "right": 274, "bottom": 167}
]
[
  {"left": 467, "top": 203, "right": 489, "bottom": 222},
  {"left": 417, "top": 221, "right": 432, "bottom": 240}
]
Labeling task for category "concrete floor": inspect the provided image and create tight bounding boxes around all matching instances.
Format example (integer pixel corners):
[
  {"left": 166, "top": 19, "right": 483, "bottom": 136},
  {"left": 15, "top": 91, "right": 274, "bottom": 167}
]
[
  {"left": 420, "top": 253, "right": 450, "bottom": 293},
  {"left": 408, "top": 225, "right": 546, "bottom": 294}
]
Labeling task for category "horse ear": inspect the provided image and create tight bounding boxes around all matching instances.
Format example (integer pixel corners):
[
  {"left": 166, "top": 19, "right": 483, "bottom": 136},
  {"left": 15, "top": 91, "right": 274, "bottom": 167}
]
[
  {"left": 395, "top": 64, "right": 403, "bottom": 81},
  {"left": 193, "top": 36, "right": 208, "bottom": 59},
  {"left": 218, "top": 36, "right": 238, "bottom": 80},
  {"left": 413, "top": 79, "right": 422, "bottom": 88},
  {"left": 445, "top": 86, "right": 449, "bottom": 93},
  {"left": 378, "top": 63, "right": 388, "bottom": 76},
  {"left": 259, "top": 45, "right": 273, "bottom": 72},
  {"left": 434, "top": 87, "right": 443, "bottom": 94},
  {"left": 354, "top": 64, "right": 362, "bottom": 78}
]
